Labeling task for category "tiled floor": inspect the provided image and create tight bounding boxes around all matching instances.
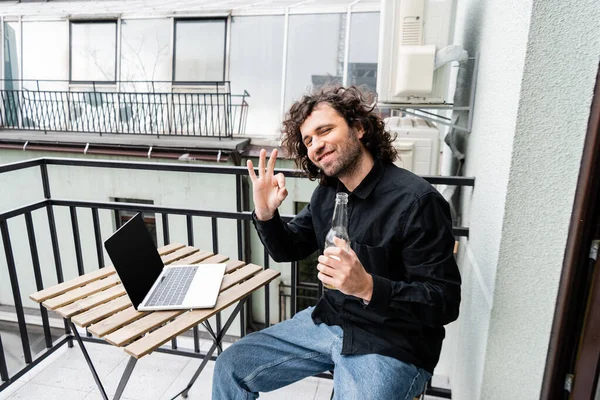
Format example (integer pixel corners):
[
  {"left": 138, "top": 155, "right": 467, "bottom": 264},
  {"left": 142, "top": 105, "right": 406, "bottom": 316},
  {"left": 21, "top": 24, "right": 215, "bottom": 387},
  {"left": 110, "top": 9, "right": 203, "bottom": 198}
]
[
  {"left": 0, "top": 335, "right": 449, "bottom": 399},
  {"left": 0, "top": 336, "right": 334, "bottom": 400}
]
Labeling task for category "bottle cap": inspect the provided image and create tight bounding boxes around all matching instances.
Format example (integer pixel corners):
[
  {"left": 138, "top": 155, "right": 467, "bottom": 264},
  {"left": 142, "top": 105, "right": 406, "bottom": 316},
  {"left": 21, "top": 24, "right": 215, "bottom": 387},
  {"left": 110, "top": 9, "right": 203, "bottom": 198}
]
[{"left": 335, "top": 192, "right": 348, "bottom": 203}]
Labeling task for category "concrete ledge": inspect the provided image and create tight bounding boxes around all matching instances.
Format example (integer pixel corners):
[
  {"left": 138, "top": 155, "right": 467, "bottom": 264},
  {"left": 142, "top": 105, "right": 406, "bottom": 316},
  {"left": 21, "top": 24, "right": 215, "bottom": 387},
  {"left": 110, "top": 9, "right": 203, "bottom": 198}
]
[{"left": 0, "top": 130, "right": 251, "bottom": 152}]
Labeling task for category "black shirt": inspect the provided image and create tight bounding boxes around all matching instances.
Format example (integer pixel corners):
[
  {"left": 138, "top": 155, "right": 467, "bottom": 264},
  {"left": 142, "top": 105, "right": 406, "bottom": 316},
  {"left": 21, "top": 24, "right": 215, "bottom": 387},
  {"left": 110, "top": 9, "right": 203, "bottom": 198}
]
[{"left": 252, "top": 159, "right": 461, "bottom": 373}]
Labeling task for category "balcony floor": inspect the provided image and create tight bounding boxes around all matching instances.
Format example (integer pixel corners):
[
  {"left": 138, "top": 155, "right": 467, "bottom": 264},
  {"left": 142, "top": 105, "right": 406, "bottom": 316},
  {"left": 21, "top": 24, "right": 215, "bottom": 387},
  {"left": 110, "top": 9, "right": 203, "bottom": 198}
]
[
  {"left": 0, "top": 334, "right": 448, "bottom": 400},
  {"left": 0, "top": 333, "right": 337, "bottom": 400}
]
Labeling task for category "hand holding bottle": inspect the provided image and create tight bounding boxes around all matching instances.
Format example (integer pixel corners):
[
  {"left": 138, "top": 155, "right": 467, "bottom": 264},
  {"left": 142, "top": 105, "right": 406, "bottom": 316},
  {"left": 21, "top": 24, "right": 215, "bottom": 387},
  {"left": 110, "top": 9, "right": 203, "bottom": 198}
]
[
  {"left": 322, "top": 193, "right": 350, "bottom": 289},
  {"left": 247, "top": 149, "right": 288, "bottom": 221},
  {"left": 317, "top": 236, "right": 373, "bottom": 301}
]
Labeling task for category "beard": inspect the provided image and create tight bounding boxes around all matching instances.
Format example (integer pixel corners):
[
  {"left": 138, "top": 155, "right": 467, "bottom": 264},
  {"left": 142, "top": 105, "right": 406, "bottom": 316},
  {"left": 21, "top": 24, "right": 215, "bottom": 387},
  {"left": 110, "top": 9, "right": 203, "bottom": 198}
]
[{"left": 317, "top": 129, "right": 363, "bottom": 179}]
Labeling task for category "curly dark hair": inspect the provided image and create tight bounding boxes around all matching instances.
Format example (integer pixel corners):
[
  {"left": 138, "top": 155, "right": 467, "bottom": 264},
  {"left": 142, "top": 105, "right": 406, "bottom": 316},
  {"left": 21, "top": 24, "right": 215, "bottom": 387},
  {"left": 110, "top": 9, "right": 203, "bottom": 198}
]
[{"left": 281, "top": 85, "right": 397, "bottom": 185}]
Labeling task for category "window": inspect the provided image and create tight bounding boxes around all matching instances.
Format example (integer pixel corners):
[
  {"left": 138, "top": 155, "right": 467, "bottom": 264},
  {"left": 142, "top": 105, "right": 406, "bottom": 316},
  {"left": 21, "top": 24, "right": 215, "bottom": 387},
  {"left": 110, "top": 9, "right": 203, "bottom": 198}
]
[
  {"left": 174, "top": 19, "right": 226, "bottom": 82},
  {"left": 284, "top": 14, "right": 345, "bottom": 110},
  {"left": 120, "top": 19, "right": 172, "bottom": 90},
  {"left": 70, "top": 21, "right": 117, "bottom": 82},
  {"left": 4, "top": 22, "right": 20, "bottom": 84},
  {"left": 113, "top": 199, "right": 157, "bottom": 247},
  {"left": 229, "top": 15, "right": 284, "bottom": 136},
  {"left": 23, "top": 21, "right": 68, "bottom": 85},
  {"left": 348, "top": 12, "right": 380, "bottom": 94}
]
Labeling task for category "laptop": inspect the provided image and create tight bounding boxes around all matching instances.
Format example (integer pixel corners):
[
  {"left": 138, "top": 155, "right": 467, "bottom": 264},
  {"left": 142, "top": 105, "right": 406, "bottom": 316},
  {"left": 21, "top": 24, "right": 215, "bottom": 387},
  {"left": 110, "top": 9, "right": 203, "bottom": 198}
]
[{"left": 104, "top": 213, "right": 226, "bottom": 311}]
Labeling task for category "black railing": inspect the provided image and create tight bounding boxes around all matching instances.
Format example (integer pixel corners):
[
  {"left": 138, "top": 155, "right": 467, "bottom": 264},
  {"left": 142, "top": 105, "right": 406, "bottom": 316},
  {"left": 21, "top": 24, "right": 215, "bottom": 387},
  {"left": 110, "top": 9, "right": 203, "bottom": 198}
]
[
  {"left": 0, "top": 80, "right": 249, "bottom": 138},
  {"left": 0, "top": 157, "right": 473, "bottom": 395}
]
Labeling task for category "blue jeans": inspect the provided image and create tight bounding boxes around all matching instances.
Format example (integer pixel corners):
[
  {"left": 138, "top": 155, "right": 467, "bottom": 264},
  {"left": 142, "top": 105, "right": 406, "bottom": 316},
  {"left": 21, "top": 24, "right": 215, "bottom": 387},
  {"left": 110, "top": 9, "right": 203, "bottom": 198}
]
[{"left": 212, "top": 307, "right": 431, "bottom": 399}]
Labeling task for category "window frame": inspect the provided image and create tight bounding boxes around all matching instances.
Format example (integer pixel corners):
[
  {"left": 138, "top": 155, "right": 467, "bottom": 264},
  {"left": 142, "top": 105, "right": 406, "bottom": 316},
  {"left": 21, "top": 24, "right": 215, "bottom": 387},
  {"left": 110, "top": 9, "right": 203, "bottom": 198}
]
[
  {"left": 172, "top": 17, "right": 228, "bottom": 84},
  {"left": 113, "top": 198, "right": 157, "bottom": 246},
  {"left": 69, "top": 19, "right": 119, "bottom": 84}
]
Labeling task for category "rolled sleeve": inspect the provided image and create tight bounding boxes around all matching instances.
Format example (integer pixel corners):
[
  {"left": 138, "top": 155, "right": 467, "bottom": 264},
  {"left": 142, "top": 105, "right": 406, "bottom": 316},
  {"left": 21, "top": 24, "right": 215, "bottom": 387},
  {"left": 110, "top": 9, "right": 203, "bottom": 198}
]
[
  {"left": 364, "top": 274, "right": 392, "bottom": 313},
  {"left": 252, "top": 206, "right": 318, "bottom": 263}
]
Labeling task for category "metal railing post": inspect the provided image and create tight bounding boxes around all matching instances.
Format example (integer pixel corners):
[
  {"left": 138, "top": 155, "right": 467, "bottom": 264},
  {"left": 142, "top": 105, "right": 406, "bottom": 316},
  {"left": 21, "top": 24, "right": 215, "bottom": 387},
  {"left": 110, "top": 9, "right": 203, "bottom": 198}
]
[
  {"left": 263, "top": 248, "right": 270, "bottom": 330},
  {"left": 70, "top": 206, "right": 85, "bottom": 276},
  {"left": 0, "top": 220, "right": 33, "bottom": 364},
  {"left": 91, "top": 208, "right": 105, "bottom": 268},
  {"left": 25, "top": 212, "right": 53, "bottom": 349},
  {"left": 0, "top": 335, "right": 9, "bottom": 382},
  {"left": 40, "top": 162, "right": 71, "bottom": 345}
]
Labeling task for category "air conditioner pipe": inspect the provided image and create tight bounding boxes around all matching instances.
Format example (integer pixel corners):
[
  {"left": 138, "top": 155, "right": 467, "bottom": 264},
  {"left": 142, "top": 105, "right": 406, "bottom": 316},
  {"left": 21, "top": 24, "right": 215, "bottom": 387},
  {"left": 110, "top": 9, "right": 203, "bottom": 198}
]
[{"left": 435, "top": 45, "right": 469, "bottom": 70}]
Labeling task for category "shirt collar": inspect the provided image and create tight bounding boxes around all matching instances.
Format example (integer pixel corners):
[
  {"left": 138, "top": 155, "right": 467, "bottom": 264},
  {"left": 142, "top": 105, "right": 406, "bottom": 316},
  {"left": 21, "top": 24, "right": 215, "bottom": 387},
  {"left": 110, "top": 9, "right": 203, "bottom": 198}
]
[{"left": 336, "top": 158, "right": 385, "bottom": 200}]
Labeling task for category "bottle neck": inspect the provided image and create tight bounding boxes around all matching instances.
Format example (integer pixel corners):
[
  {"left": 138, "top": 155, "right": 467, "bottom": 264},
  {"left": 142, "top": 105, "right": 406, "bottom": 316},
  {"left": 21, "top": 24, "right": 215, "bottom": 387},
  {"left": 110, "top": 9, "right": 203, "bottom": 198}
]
[{"left": 331, "top": 198, "right": 348, "bottom": 229}]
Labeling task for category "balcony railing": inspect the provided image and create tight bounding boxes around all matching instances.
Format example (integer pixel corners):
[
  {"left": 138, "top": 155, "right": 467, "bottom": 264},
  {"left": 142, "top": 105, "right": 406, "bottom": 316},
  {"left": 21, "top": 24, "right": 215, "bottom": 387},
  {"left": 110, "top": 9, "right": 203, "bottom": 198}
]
[
  {"left": 0, "top": 80, "right": 250, "bottom": 138},
  {"left": 0, "top": 157, "right": 473, "bottom": 397}
]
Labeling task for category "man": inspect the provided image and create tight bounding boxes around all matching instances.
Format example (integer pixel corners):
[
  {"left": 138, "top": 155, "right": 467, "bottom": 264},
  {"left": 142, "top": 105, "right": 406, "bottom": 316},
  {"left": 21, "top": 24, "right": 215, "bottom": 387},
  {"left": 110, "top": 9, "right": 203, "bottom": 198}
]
[{"left": 212, "top": 86, "right": 461, "bottom": 399}]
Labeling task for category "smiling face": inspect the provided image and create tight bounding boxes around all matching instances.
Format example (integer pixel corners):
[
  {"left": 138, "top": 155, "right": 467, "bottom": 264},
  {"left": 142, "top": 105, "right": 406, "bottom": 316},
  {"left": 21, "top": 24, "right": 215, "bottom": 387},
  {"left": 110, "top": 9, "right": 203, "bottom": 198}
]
[{"left": 299, "top": 103, "right": 365, "bottom": 180}]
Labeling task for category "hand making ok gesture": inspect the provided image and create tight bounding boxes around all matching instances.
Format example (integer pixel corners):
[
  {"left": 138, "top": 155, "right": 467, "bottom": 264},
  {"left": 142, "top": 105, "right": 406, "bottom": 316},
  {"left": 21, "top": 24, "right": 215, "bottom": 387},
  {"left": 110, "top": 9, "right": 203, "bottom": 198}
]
[{"left": 247, "top": 149, "right": 288, "bottom": 221}]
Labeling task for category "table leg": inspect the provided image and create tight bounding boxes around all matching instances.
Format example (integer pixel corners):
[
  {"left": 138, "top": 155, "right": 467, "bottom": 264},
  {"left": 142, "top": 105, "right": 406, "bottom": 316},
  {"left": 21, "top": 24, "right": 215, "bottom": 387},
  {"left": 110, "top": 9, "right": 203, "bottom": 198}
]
[
  {"left": 70, "top": 321, "right": 139, "bottom": 400},
  {"left": 70, "top": 320, "right": 109, "bottom": 400},
  {"left": 202, "top": 320, "right": 222, "bottom": 353},
  {"left": 113, "top": 357, "right": 137, "bottom": 400},
  {"left": 175, "top": 297, "right": 248, "bottom": 399}
]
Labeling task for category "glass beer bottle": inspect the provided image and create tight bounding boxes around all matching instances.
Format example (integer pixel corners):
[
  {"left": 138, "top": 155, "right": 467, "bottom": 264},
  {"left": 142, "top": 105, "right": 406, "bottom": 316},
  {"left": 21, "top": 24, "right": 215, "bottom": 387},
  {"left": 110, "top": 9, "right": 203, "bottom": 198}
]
[{"left": 323, "top": 192, "right": 350, "bottom": 290}]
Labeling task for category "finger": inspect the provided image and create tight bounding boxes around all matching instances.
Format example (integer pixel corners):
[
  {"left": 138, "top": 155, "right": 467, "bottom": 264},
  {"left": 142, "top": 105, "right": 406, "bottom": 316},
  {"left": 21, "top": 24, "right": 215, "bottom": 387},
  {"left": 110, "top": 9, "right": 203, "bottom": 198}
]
[
  {"left": 247, "top": 160, "right": 257, "bottom": 182},
  {"left": 317, "top": 263, "right": 336, "bottom": 275},
  {"left": 318, "top": 255, "right": 337, "bottom": 266},
  {"left": 267, "top": 149, "right": 278, "bottom": 176},
  {"left": 317, "top": 272, "right": 335, "bottom": 287},
  {"left": 275, "top": 173, "right": 286, "bottom": 189},
  {"left": 332, "top": 236, "right": 349, "bottom": 250},
  {"left": 277, "top": 187, "right": 288, "bottom": 202},
  {"left": 323, "top": 246, "right": 343, "bottom": 258},
  {"left": 258, "top": 149, "right": 266, "bottom": 177}
]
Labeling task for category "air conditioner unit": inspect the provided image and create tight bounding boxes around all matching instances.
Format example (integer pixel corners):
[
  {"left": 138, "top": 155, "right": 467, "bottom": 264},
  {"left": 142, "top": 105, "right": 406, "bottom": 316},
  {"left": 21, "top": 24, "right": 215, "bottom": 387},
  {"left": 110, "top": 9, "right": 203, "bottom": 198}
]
[
  {"left": 386, "top": 116, "right": 440, "bottom": 175},
  {"left": 377, "top": 0, "right": 458, "bottom": 104}
]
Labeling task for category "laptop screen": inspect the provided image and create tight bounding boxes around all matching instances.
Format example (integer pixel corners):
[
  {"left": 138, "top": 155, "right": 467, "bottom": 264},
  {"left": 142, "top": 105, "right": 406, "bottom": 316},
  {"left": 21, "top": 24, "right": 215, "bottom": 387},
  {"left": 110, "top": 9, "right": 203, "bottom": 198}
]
[{"left": 104, "top": 213, "right": 164, "bottom": 309}]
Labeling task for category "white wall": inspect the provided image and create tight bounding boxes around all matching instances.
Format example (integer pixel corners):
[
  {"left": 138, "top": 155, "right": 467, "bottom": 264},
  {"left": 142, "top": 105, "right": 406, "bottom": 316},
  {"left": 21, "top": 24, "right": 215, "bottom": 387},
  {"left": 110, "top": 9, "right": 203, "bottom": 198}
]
[
  {"left": 480, "top": 0, "right": 600, "bottom": 398},
  {"left": 450, "top": 0, "right": 600, "bottom": 398},
  {"left": 439, "top": 0, "right": 534, "bottom": 392}
]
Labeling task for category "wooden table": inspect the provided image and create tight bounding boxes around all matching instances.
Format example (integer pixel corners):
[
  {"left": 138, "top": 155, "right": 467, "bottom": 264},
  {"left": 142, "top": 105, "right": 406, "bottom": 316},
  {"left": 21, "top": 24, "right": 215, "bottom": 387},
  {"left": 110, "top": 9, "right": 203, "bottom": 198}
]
[{"left": 30, "top": 243, "right": 280, "bottom": 400}]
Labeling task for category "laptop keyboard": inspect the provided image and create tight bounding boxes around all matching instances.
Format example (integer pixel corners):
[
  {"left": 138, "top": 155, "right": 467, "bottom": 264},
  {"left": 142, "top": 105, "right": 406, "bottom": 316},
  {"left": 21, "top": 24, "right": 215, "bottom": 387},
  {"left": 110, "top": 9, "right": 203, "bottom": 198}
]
[{"left": 145, "top": 266, "right": 199, "bottom": 307}]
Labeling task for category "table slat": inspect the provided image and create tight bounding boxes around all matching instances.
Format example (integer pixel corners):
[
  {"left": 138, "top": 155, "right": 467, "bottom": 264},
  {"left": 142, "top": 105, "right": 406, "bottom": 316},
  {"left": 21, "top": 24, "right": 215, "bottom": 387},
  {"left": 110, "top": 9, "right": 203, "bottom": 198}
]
[
  {"left": 42, "top": 275, "right": 120, "bottom": 310},
  {"left": 29, "top": 243, "right": 184, "bottom": 303},
  {"left": 71, "top": 295, "right": 132, "bottom": 327},
  {"left": 30, "top": 266, "right": 116, "bottom": 304},
  {"left": 162, "top": 246, "right": 199, "bottom": 265},
  {"left": 54, "top": 284, "right": 126, "bottom": 318},
  {"left": 124, "top": 269, "right": 280, "bottom": 358},
  {"left": 201, "top": 254, "right": 229, "bottom": 264},
  {"left": 87, "top": 306, "right": 144, "bottom": 338},
  {"left": 104, "top": 310, "right": 185, "bottom": 347},
  {"left": 158, "top": 243, "right": 187, "bottom": 255},
  {"left": 220, "top": 264, "right": 262, "bottom": 291},
  {"left": 224, "top": 259, "right": 246, "bottom": 274},
  {"left": 172, "top": 250, "right": 213, "bottom": 265}
]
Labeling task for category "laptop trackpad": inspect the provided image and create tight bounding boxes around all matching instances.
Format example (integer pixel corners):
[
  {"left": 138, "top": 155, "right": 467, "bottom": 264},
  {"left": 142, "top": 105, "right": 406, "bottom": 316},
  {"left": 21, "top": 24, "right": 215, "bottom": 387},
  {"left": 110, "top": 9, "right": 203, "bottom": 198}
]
[{"left": 183, "top": 264, "right": 226, "bottom": 308}]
